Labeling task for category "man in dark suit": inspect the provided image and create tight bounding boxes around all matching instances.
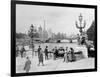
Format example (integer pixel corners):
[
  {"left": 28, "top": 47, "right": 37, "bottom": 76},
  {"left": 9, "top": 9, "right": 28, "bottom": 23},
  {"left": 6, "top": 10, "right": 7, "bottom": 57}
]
[{"left": 44, "top": 46, "right": 48, "bottom": 60}]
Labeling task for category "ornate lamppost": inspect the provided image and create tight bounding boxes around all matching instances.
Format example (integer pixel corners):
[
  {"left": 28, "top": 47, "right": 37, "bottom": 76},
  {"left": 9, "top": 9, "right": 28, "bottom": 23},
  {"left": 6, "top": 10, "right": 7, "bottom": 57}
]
[
  {"left": 28, "top": 24, "right": 37, "bottom": 57},
  {"left": 75, "top": 13, "right": 86, "bottom": 35}
]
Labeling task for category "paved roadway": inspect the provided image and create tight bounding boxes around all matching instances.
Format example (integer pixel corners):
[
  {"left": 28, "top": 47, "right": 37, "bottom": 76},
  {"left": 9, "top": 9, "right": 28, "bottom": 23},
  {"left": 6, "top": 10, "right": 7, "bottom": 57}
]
[{"left": 16, "top": 51, "right": 94, "bottom": 73}]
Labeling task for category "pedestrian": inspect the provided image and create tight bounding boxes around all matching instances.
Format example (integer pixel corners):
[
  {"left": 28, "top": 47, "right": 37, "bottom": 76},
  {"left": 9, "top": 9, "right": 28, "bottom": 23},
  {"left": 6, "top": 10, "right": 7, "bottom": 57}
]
[
  {"left": 44, "top": 46, "right": 48, "bottom": 60},
  {"left": 38, "top": 48, "right": 44, "bottom": 66},
  {"left": 53, "top": 47, "right": 58, "bottom": 60},
  {"left": 68, "top": 47, "right": 76, "bottom": 62},
  {"left": 37, "top": 45, "right": 41, "bottom": 58},
  {"left": 81, "top": 36, "right": 86, "bottom": 45},
  {"left": 24, "top": 57, "right": 31, "bottom": 73},
  {"left": 16, "top": 45, "right": 19, "bottom": 57},
  {"left": 77, "top": 34, "right": 80, "bottom": 45},
  {"left": 20, "top": 46, "right": 26, "bottom": 58},
  {"left": 63, "top": 47, "right": 68, "bottom": 62}
]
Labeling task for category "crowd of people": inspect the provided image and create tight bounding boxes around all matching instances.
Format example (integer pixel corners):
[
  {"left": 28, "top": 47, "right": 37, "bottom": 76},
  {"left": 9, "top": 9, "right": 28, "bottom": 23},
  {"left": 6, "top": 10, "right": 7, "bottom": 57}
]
[
  {"left": 16, "top": 45, "right": 77, "bottom": 72},
  {"left": 16, "top": 33, "right": 95, "bottom": 73}
]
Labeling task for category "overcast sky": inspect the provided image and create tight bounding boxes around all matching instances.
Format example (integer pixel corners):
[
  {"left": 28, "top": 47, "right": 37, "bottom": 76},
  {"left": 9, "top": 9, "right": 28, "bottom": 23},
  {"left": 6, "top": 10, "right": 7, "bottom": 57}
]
[{"left": 16, "top": 4, "right": 94, "bottom": 35}]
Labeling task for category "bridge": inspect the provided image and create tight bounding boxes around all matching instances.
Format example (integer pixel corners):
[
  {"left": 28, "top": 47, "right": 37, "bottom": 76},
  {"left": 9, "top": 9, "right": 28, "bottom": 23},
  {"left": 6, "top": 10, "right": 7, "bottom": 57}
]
[{"left": 32, "top": 36, "right": 78, "bottom": 43}]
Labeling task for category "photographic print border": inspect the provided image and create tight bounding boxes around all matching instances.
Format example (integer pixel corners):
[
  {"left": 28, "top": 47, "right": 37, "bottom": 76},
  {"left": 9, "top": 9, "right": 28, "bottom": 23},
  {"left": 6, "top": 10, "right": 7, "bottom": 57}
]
[{"left": 11, "top": 0, "right": 97, "bottom": 76}]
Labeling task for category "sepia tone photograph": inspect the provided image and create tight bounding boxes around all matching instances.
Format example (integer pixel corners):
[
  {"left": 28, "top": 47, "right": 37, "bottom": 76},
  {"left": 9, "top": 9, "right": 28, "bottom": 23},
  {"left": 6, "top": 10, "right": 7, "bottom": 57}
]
[{"left": 11, "top": 1, "right": 97, "bottom": 76}]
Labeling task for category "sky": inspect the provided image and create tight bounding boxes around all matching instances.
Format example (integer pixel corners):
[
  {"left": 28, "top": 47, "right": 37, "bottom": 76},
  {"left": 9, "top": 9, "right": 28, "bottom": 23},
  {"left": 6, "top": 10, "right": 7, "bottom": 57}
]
[{"left": 16, "top": 4, "right": 95, "bottom": 36}]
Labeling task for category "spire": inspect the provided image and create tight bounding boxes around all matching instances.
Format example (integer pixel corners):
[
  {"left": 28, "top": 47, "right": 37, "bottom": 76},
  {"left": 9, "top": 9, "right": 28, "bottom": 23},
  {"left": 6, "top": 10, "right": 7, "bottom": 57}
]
[{"left": 44, "top": 19, "right": 46, "bottom": 31}]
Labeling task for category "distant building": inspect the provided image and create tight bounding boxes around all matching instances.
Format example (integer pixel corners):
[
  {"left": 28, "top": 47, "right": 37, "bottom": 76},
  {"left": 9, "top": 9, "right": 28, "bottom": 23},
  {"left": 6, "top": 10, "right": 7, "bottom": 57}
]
[
  {"left": 48, "top": 29, "right": 52, "bottom": 38},
  {"left": 38, "top": 26, "right": 43, "bottom": 39},
  {"left": 38, "top": 20, "right": 48, "bottom": 41},
  {"left": 43, "top": 20, "right": 48, "bottom": 41}
]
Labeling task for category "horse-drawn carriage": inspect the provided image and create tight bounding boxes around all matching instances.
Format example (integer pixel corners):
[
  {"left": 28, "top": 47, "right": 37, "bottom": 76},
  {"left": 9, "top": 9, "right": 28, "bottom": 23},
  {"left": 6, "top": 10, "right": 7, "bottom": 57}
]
[{"left": 53, "top": 47, "right": 65, "bottom": 59}]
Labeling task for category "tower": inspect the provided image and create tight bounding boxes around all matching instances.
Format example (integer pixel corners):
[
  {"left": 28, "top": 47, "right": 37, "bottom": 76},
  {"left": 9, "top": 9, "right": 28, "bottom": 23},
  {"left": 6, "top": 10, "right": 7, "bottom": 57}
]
[{"left": 43, "top": 19, "right": 48, "bottom": 41}]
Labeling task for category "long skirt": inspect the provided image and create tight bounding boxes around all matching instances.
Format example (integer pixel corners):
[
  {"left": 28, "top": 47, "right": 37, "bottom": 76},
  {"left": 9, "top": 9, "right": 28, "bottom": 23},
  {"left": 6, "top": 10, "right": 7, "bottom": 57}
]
[
  {"left": 24, "top": 60, "right": 31, "bottom": 72},
  {"left": 68, "top": 53, "right": 76, "bottom": 62},
  {"left": 64, "top": 54, "right": 68, "bottom": 62},
  {"left": 68, "top": 53, "right": 73, "bottom": 62},
  {"left": 24, "top": 65, "right": 30, "bottom": 72},
  {"left": 39, "top": 54, "right": 43, "bottom": 62}
]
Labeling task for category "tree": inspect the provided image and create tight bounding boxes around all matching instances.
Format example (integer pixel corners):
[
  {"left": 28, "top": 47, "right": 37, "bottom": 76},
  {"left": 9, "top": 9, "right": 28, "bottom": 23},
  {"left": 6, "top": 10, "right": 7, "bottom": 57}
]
[
  {"left": 87, "top": 20, "right": 95, "bottom": 47},
  {"left": 16, "top": 33, "right": 26, "bottom": 39},
  {"left": 87, "top": 20, "right": 95, "bottom": 41}
]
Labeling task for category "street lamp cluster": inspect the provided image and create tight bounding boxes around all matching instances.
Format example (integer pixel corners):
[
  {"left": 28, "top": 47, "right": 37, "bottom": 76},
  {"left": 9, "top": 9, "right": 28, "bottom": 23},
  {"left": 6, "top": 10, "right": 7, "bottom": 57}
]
[
  {"left": 28, "top": 24, "right": 37, "bottom": 57},
  {"left": 75, "top": 13, "right": 88, "bottom": 45},
  {"left": 75, "top": 13, "right": 86, "bottom": 35}
]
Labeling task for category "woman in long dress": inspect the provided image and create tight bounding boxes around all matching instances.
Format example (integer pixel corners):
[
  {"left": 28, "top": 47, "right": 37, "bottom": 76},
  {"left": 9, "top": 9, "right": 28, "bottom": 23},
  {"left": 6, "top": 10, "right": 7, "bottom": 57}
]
[
  {"left": 68, "top": 48, "right": 76, "bottom": 62},
  {"left": 24, "top": 57, "right": 31, "bottom": 73},
  {"left": 63, "top": 47, "right": 68, "bottom": 63}
]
